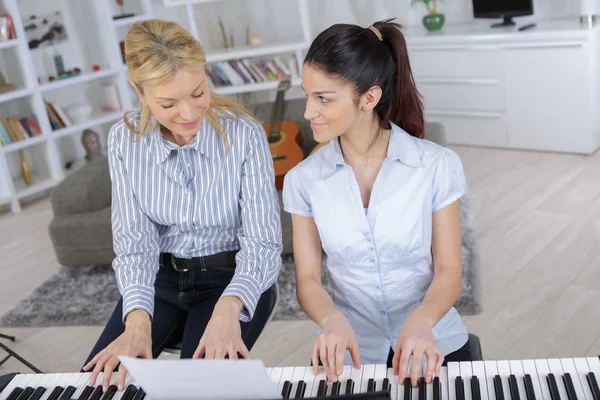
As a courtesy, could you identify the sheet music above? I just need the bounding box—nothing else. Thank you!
[119,356,282,400]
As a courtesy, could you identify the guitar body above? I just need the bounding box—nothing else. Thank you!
[264,79,305,190]
[263,120,304,189]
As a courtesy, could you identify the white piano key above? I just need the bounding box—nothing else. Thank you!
[586,358,600,395]
[561,358,587,400]
[360,364,376,393]
[509,360,529,400]
[460,361,474,400]
[441,366,450,400]
[497,360,513,400]
[289,366,306,398]
[374,364,388,392]
[112,373,136,400]
[33,374,56,400]
[448,362,461,400]
[573,358,594,400]
[413,361,423,400]
[548,358,569,400]
[472,361,490,400]
[39,373,66,400]
[269,366,283,387]
[350,366,364,394]
[522,360,544,400]
[427,368,434,400]
[301,366,317,398]
[534,359,553,400]
[388,368,400,400]
[277,367,295,396]
[484,360,499,400]
[310,366,327,397]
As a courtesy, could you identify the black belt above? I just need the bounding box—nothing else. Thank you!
[161,251,237,272]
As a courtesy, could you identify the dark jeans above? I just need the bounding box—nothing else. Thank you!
[83,251,275,368]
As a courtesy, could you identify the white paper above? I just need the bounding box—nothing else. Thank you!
[118,356,282,400]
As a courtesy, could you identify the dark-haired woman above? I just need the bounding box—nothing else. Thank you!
[282,20,471,387]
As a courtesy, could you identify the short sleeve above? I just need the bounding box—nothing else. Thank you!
[432,148,467,212]
[282,167,312,217]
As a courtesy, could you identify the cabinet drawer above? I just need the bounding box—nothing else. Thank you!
[424,112,508,147]
[417,80,505,112]
[409,47,502,79]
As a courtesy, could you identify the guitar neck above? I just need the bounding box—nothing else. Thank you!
[268,86,288,142]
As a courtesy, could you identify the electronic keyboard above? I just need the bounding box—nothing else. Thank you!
[1,356,599,400]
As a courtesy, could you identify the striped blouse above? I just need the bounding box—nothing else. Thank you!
[107,111,282,323]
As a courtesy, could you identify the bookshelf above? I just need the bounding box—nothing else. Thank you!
[0,0,313,213]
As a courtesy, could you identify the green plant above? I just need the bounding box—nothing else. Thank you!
[411,0,442,15]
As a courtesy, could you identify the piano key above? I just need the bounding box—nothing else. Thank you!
[278,368,294,397]
[472,361,489,400]
[289,367,307,399]
[471,376,482,400]
[331,381,341,396]
[572,358,595,400]
[419,377,426,400]
[522,361,543,400]
[39,376,64,400]
[456,377,466,400]
[484,361,499,400]
[523,375,536,400]
[459,361,474,400]
[28,387,47,400]
[534,359,554,400]
[309,368,326,397]
[440,366,450,400]
[434,377,441,400]
[563,374,579,400]
[412,362,423,400]
[367,379,375,393]
[336,366,353,396]
[374,364,388,392]
[1,374,34,400]
[118,385,138,400]
[299,367,316,397]
[404,378,412,400]
[387,368,399,400]
[281,381,292,399]
[269,367,283,387]
[493,376,504,400]
[345,379,355,396]
[131,388,145,400]
[316,380,327,397]
[586,358,600,400]
[448,362,460,400]
[509,375,521,400]
[360,364,376,393]
[383,378,390,392]
[78,385,95,400]
[548,359,570,400]
[547,373,562,400]
[509,360,529,400]
[561,359,587,400]
[56,386,76,400]
[88,385,104,400]
[6,388,23,400]
[587,374,600,400]
[294,381,306,399]
[15,387,35,400]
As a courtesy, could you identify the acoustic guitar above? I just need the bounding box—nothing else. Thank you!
[263,79,304,189]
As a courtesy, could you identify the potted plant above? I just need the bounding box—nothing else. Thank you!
[412,0,445,32]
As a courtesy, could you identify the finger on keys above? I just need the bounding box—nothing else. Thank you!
[91,353,110,386]
[410,349,423,387]
[397,344,413,384]
[349,338,361,369]
[425,349,436,383]
[336,343,345,376]
[327,342,337,381]
[312,341,320,375]
[103,358,119,392]
[117,365,128,392]
[319,342,330,380]
[434,352,443,378]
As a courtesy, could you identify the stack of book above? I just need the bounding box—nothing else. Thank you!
[206,55,299,88]
[45,102,73,131]
[0,114,41,146]
[0,13,16,41]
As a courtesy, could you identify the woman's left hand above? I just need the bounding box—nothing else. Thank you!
[392,314,443,387]
[193,297,251,360]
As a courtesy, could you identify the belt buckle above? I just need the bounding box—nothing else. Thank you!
[170,254,189,272]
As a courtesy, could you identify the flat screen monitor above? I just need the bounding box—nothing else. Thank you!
[473,0,534,27]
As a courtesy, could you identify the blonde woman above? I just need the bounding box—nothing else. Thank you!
[82,20,282,392]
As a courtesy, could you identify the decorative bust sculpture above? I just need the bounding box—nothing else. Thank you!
[81,129,103,162]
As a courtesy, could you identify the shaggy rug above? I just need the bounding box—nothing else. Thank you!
[0,196,482,328]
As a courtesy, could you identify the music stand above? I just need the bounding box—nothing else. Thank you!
[0,333,42,373]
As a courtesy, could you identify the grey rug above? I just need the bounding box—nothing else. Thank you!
[0,192,481,328]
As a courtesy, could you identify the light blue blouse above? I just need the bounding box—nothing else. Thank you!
[282,122,469,365]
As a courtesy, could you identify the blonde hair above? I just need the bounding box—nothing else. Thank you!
[122,19,258,149]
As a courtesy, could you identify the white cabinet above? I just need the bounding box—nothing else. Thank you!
[405,19,600,155]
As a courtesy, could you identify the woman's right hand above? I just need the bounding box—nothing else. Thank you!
[83,310,153,392]
[313,310,361,382]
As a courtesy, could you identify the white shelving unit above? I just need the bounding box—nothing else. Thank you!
[0,0,313,213]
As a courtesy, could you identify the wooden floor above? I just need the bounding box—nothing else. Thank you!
[1,144,600,375]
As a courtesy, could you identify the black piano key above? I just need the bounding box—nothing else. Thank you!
[6,387,24,400]
[509,374,521,400]
[88,386,104,400]
[404,378,412,400]
[100,385,118,400]
[317,380,327,397]
[382,378,390,392]
[281,381,292,399]
[587,372,600,400]
[494,375,505,400]
[456,377,466,400]
[28,387,46,400]
[120,385,138,400]
[46,386,64,400]
[419,377,426,400]
[367,378,375,392]
[345,379,355,395]
[546,373,561,400]
[15,387,35,400]
[294,380,306,399]
[78,386,95,400]
[433,377,441,400]
[524,374,537,400]
[131,388,146,400]
[57,386,77,400]
[471,375,482,400]
[563,373,578,400]
[331,381,341,396]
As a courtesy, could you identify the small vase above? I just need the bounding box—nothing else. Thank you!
[423,13,445,32]
[19,150,33,186]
